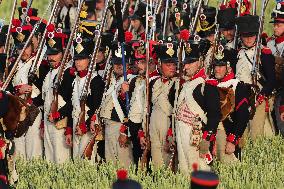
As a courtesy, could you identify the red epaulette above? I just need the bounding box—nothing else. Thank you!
[261,47,272,55]
[69,67,76,76]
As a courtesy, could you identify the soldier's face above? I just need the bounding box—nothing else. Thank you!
[113,64,124,77]
[123,18,130,31]
[0,46,4,53]
[47,52,63,67]
[222,29,235,41]
[214,65,227,80]
[18,44,33,61]
[130,19,141,32]
[32,36,39,52]
[160,62,176,78]
[274,23,284,37]
[75,58,90,71]
[96,51,105,64]
[241,35,257,48]
[136,60,147,75]
[184,61,201,77]
[206,34,215,43]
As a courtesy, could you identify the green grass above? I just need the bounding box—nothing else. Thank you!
[13,136,284,189]
[0,0,277,36]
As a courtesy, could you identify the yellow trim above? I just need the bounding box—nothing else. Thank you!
[196,19,216,32]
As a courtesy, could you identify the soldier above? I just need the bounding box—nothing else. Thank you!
[10,19,43,159]
[267,2,284,134]
[194,6,217,74]
[100,42,135,167]
[68,30,104,159]
[42,24,73,163]
[208,47,250,163]
[129,2,146,40]
[147,37,178,167]
[217,7,237,50]
[175,35,220,175]
[235,15,276,140]
[123,39,160,166]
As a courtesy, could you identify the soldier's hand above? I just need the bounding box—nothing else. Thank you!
[280,112,284,122]
[225,142,236,155]
[140,137,147,150]
[118,134,128,148]
[19,84,32,94]
[199,139,210,158]
[48,113,54,123]
[90,121,96,134]
[75,126,83,136]
[121,81,129,93]
[65,134,72,147]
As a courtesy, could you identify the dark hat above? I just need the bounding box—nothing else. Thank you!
[111,41,132,64]
[155,36,179,63]
[169,1,191,32]
[28,17,47,36]
[212,45,238,68]
[56,5,73,36]
[73,33,95,60]
[270,2,284,23]
[0,25,8,47]
[0,91,9,118]
[191,170,219,189]
[112,169,142,189]
[18,4,39,21]
[235,15,259,37]
[130,39,158,64]
[183,35,211,64]
[129,2,147,22]
[10,19,33,49]
[217,8,237,30]
[194,6,217,37]
[45,24,68,55]
[79,20,101,39]
[226,0,251,16]
[100,32,114,50]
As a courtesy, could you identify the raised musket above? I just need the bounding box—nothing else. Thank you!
[190,0,203,35]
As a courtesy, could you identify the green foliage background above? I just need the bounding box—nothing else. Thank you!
[14,136,284,189]
[0,0,277,36]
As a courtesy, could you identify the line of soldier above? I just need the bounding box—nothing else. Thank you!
[0,0,284,186]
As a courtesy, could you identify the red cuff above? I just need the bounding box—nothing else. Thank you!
[167,128,173,137]
[120,124,128,133]
[226,133,240,145]
[64,127,72,136]
[79,122,88,134]
[279,105,284,114]
[51,111,60,119]
[14,84,23,95]
[91,114,97,122]
[202,131,216,142]
[0,175,7,184]
[138,130,145,138]
[119,91,126,101]
[256,94,265,105]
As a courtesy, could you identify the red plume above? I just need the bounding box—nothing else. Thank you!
[21,0,28,8]
[117,169,128,180]
[12,19,21,27]
[46,24,55,32]
[180,29,190,41]
[219,4,227,10]
[27,8,33,16]
[124,31,133,43]
[192,163,198,171]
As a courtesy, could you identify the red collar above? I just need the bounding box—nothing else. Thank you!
[78,70,88,78]
[97,63,106,70]
[149,70,159,78]
[161,77,171,83]
[206,72,235,86]
[275,35,284,44]
[127,69,134,75]
[190,68,206,81]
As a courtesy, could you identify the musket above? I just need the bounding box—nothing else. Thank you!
[50,0,85,114]
[251,0,269,87]
[162,0,169,39]
[1,15,49,91]
[252,0,257,15]
[190,0,203,35]
[81,0,111,159]
[140,0,152,169]
[28,0,59,83]
[3,0,18,82]
[233,0,243,49]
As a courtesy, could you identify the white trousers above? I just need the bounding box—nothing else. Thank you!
[14,113,43,160]
[73,131,92,159]
[104,119,133,167]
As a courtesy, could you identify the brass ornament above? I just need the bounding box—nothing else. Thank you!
[48,38,56,48]
[75,43,84,54]
[166,43,175,57]
[16,32,25,42]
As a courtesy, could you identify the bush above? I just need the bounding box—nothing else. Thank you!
[14,136,284,189]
